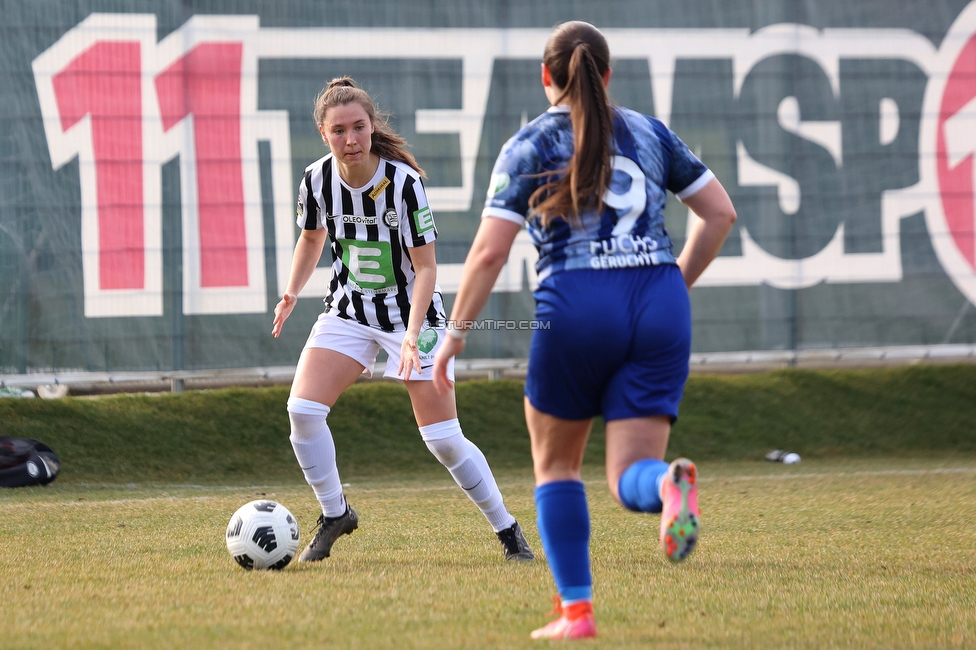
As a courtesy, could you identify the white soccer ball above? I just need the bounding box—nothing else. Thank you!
[782,452,801,464]
[225,500,301,570]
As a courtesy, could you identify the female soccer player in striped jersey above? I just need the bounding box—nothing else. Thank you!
[433,22,737,639]
[272,77,534,564]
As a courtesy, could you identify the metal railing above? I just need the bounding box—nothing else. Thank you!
[1,344,974,397]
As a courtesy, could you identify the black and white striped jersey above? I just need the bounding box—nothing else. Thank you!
[296,154,446,332]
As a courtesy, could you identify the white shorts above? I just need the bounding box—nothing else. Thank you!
[304,312,455,382]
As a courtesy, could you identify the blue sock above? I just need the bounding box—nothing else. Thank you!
[535,480,592,603]
[618,458,670,513]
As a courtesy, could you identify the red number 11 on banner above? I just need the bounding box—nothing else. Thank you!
[33,14,273,317]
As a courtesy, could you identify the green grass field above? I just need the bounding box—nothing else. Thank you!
[2,367,976,647]
[2,459,975,648]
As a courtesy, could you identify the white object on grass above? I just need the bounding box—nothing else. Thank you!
[226,500,300,570]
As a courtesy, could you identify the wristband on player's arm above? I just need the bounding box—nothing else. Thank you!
[446,321,469,341]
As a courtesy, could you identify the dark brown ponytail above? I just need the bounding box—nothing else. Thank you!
[313,76,424,176]
[529,22,614,227]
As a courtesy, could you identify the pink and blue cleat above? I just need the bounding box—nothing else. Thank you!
[659,458,700,562]
[530,597,597,640]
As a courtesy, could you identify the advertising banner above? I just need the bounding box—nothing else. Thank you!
[2,0,975,374]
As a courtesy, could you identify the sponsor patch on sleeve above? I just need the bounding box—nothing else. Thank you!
[413,206,434,234]
[487,172,510,196]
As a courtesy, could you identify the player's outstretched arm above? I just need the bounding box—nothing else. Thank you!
[272,228,328,338]
[399,241,438,380]
[432,217,522,394]
[676,178,737,289]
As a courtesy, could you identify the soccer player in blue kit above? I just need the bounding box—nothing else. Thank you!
[432,21,737,640]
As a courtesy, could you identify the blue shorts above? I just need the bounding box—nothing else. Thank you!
[525,264,691,422]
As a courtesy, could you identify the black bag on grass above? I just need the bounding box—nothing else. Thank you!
[0,437,60,487]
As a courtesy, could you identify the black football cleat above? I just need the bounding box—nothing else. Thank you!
[496,521,535,562]
[298,505,359,562]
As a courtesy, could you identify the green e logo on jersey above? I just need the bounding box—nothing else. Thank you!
[413,207,434,234]
[341,241,396,290]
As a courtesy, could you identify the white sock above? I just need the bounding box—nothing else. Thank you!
[288,397,346,517]
[420,418,516,533]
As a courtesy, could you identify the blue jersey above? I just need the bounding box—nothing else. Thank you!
[483,105,713,281]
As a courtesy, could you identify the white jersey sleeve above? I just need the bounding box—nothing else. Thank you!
[399,175,437,247]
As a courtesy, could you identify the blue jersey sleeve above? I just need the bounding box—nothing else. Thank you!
[665,130,713,199]
[482,132,545,224]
